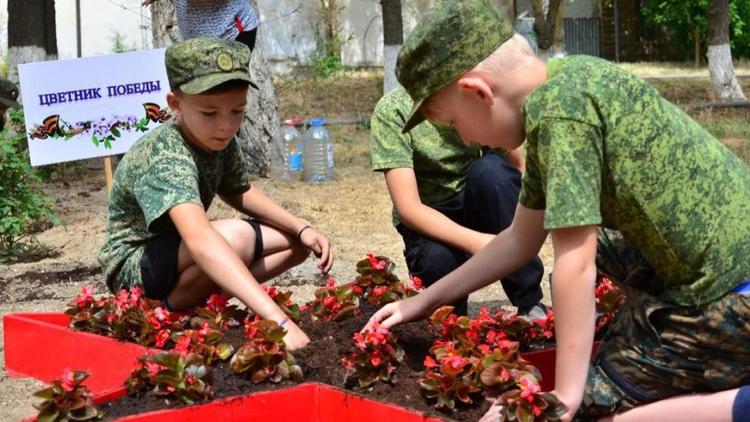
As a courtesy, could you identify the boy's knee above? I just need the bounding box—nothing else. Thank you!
[470,152,503,182]
[409,243,463,285]
[466,153,521,205]
[213,219,256,262]
[473,152,519,181]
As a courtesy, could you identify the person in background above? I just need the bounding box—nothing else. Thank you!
[143,0,260,51]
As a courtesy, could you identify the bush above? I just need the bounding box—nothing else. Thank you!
[0,109,59,261]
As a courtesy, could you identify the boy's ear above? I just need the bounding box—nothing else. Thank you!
[456,74,494,107]
[166,91,181,114]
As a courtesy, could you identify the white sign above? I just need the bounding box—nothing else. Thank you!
[18,49,171,166]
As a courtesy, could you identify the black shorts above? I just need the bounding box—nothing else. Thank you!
[140,219,264,300]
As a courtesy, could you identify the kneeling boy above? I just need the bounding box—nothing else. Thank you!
[99,38,333,350]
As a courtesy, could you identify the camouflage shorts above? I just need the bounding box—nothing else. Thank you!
[576,229,750,419]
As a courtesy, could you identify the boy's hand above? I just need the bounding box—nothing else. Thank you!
[299,227,334,274]
[282,320,310,351]
[549,390,577,422]
[363,295,430,331]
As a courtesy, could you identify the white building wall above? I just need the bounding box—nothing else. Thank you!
[515,0,595,19]
[256,0,435,70]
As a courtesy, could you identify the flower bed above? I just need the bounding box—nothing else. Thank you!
[8,305,581,421]
[9,255,621,421]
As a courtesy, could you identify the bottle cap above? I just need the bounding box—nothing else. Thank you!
[309,118,327,127]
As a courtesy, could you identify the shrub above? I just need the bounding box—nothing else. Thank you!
[0,109,59,261]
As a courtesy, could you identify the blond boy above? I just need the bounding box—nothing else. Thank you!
[366,1,750,420]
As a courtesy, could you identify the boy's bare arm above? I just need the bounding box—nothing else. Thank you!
[365,204,546,330]
[169,203,310,349]
[169,203,290,320]
[384,168,493,254]
[222,187,307,235]
[549,225,598,419]
[221,187,333,273]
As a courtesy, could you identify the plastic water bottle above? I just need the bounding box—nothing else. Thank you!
[269,118,303,181]
[302,118,335,183]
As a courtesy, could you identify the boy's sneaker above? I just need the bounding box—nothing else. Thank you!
[517,303,548,320]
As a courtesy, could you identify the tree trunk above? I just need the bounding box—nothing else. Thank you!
[8,0,58,82]
[530,0,565,59]
[381,0,403,94]
[149,0,277,176]
[707,0,746,101]
[44,0,58,60]
[237,43,278,177]
[150,0,180,48]
[693,27,700,67]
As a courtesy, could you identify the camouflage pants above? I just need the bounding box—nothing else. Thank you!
[577,229,750,420]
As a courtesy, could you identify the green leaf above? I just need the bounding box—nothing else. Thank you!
[37,406,60,422]
[110,127,121,138]
[91,135,99,147]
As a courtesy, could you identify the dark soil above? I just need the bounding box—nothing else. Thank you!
[14,266,102,286]
[0,264,104,302]
[100,304,491,421]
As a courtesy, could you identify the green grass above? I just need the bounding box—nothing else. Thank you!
[702,119,750,140]
[619,60,750,78]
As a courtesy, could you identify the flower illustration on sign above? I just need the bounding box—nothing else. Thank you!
[28,103,172,149]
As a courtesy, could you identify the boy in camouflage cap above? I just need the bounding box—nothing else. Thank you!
[98,38,334,350]
[366,0,750,420]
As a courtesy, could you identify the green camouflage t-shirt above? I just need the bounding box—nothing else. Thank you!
[371,87,481,225]
[98,123,252,292]
[520,55,750,306]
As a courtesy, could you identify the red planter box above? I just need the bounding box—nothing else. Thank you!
[22,383,444,422]
[6,312,588,420]
[3,313,153,394]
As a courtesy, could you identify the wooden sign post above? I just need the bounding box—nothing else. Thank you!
[104,156,114,192]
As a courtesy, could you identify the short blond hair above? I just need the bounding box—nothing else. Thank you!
[472,33,536,76]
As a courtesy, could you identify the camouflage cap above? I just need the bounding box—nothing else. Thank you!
[396,0,513,133]
[165,37,258,94]
[0,77,21,109]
